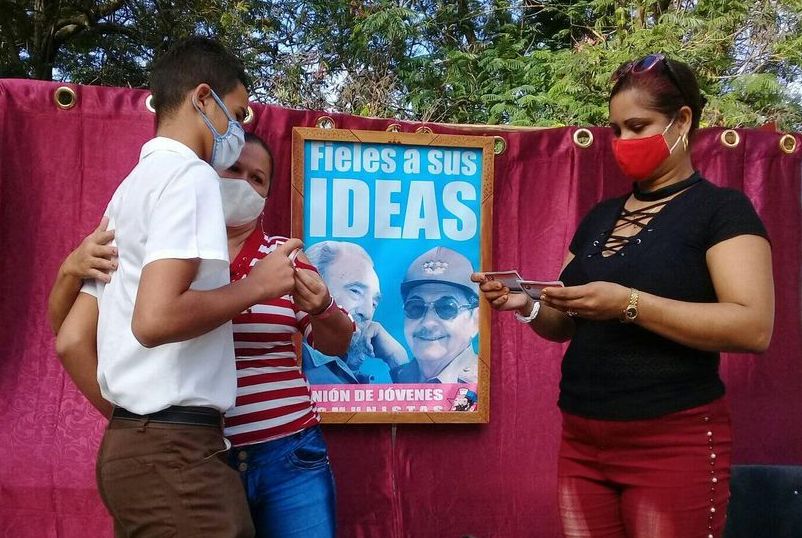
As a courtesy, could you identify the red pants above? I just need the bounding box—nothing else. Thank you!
[558,398,731,538]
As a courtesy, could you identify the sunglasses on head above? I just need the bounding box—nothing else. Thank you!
[611,53,691,105]
[403,297,475,320]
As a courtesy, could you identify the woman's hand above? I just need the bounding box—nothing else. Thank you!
[471,271,577,342]
[540,281,630,321]
[49,216,116,334]
[292,252,331,315]
[293,251,355,357]
[471,272,533,313]
[62,216,117,283]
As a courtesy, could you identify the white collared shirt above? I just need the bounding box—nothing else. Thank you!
[83,137,235,414]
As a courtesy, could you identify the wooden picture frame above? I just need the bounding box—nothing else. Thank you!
[292,127,494,423]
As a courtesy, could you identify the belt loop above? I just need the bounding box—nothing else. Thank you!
[137,417,150,432]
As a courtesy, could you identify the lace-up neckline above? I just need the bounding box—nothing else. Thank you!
[602,199,668,256]
[599,175,701,257]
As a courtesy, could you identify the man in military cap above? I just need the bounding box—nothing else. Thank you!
[393,247,480,384]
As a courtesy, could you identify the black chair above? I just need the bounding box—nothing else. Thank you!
[725,465,802,538]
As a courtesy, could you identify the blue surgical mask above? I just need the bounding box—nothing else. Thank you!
[193,89,245,170]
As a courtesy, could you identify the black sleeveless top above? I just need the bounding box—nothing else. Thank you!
[559,176,768,420]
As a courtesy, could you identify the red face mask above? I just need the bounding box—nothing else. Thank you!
[611,118,682,180]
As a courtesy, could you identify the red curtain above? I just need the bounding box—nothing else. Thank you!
[1,79,799,538]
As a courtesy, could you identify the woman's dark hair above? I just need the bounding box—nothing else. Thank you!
[149,37,250,123]
[244,132,273,195]
[244,132,273,166]
[610,56,707,134]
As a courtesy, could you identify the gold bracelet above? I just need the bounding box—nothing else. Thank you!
[621,288,639,323]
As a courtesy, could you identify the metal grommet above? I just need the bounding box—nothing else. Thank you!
[493,136,507,155]
[386,123,402,133]
[243,106,254,125]
[315,115,335,129]
[572,128,594,148]
[415,125,433,134]
[720,129,740,148]
[144,94,156,114]
[54,86,77,110]
[779,134,797,154]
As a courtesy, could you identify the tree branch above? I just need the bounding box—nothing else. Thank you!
[53,0,127,43]
[93,0,126,20]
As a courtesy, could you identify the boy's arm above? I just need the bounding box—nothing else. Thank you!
[132,239,303,348]
[48,217,116,333]
[55,291,113,418]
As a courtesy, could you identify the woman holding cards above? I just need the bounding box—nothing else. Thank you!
[473,54,773,538]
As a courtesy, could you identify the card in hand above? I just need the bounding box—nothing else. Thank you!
[483,271,524,293]
[288,248,302,265]
[519,280,564,300]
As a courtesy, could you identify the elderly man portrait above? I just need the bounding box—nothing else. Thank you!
[302,241,408,384]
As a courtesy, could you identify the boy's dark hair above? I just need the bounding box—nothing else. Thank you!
[149,37,250,123]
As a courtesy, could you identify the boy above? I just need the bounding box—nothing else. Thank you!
[54,37,299,537]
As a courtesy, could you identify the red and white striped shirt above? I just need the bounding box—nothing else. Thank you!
[223,230,321,447]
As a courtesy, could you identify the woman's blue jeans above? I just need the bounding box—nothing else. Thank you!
[228,426,336,538]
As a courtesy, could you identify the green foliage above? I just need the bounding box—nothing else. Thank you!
[392,0,802,129]
[1,0,801,129]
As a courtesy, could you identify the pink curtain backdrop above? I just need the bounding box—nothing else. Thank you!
[1,79,799,537]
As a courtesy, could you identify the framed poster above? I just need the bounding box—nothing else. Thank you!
[291,128,494,423]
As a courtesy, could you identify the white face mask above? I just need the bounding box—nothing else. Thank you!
[193,89,245,171]
[219,177,266,226]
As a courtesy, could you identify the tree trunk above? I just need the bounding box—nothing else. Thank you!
[456,0,477,45]
[32,0,56,80]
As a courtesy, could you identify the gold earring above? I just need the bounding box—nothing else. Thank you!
[682,133,689,151]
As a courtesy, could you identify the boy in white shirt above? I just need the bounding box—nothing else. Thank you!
[53,37,299,537]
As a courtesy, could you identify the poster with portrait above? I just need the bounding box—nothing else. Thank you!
[291,127,494,423]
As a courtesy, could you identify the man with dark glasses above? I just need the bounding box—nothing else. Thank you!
[393,247,480,384]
